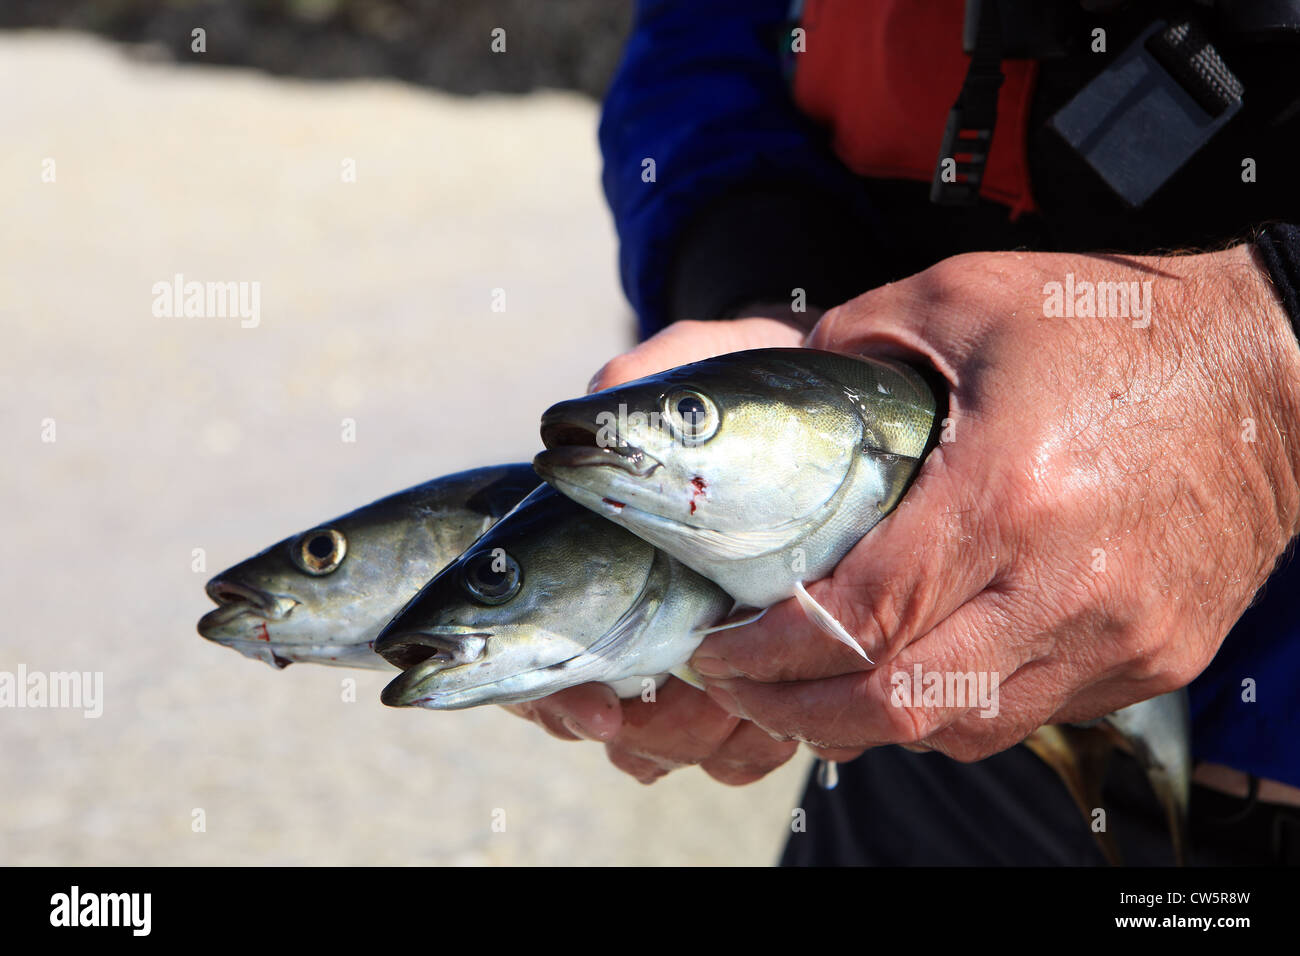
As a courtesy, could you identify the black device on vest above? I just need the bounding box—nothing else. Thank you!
[931,0,1300,208]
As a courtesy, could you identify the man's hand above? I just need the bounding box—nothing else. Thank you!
[693,246,1300,763]
[505,314,807,784]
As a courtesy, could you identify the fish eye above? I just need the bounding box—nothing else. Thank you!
[663,389,719,443]
[461,549,522,605]
[291,528,347,576]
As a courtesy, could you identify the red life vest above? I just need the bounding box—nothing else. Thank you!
[792,0,1039,216]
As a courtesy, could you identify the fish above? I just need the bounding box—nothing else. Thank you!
[1025,690,1191,865]
[372,486,737,709]
[532,347,1192,860]
[1103,689,1192,860]
[197,464,540,670]
[533,348,937,657]
[531,348,935,788]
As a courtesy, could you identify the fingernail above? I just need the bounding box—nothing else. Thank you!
[691,655,737,679]
[706,684,744,718]
[561,717,598,741]
[586,366,608,394]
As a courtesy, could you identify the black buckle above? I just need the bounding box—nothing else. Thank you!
[930,106,997,205]
[931,0,1004,206]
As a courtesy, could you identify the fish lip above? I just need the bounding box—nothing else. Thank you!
[537,413,660,478]
[200,577,298,632]
[198,602,254,634]
[377,629,494,707]
[534,445,660,479]
[206,578,276,613]
[373,628,491,671]
[201,636,393,671]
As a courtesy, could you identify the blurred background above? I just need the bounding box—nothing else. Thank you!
[0,1,810,865]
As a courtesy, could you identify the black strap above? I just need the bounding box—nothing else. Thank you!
[1218,0,1300,37]
[1256,223,1300,333]
[1146,20,1244,117]
[1205,774,1261,826]
[930,0,1004,206]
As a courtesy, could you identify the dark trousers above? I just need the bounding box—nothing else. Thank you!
[780,744,1300,866]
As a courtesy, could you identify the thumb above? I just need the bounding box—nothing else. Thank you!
[588,317,807,393]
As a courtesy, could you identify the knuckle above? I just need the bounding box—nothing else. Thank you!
[932,732,994,763]
[710,738,799,786]
[810,746,866,763]
[1111,609,1180,682]
[677,716,738,756]
[604,745,667,783]
[857,588,912,663]
[703,765,768,787]
[701,751,788,787]
[879,693,937,746]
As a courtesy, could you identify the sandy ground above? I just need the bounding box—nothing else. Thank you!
[0,32,811,865]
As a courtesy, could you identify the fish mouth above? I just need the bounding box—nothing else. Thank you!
[198,576,300,666]
[202,578,297,621]
[536,413,660,479]
[374,627,491,704]
[378,625,591,710]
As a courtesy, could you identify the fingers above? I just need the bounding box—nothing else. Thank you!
[604,747,672,785]
[510,679,798,786]
[699,719,800,786]
[703,591,1047,751]
[1045,671,1183,726]
[691,446,997,683]
[808,255,1006,380]
[924,660,1076,762]
[503,682,622,742]
[602,677,740,781]
[588,317,806,392]
[607,683,798,787]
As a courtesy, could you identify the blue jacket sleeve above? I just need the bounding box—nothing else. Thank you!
[599,0,883,337]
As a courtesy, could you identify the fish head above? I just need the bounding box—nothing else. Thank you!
[197,465,539,670]
[374,487,657,708]
[534,348,933,561]
[199,515,408,670]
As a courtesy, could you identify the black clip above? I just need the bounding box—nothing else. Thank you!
[931,0,1005,206]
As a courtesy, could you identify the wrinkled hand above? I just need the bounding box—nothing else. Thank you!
[694,247,1300,762]
[506,315,807,784]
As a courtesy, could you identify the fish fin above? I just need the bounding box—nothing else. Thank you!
[1099,693,1191,867]
[678,610,768,690]
[1024,725,1122,866]
[816,759,840,790]
[607,674,665,698]
[1141,768,1189,867]
[793,581,872,664]
[670,664,707,692]
[580,552,671,663]
[693,607,768,636]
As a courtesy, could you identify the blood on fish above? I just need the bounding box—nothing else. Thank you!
[255,621,270,642]
[602,497,626,512]
[689,476,706,515]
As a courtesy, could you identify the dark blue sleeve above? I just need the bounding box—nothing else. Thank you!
[1256,223,1300,330]
[599,0,881,337]
[1186,223,1300,785]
